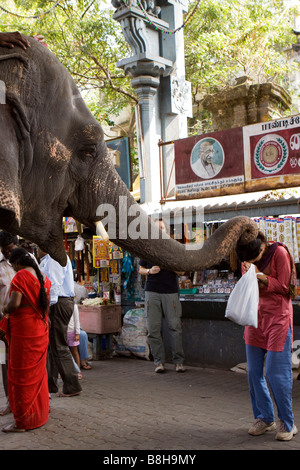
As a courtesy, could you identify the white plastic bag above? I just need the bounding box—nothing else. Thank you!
[225,264,259,327]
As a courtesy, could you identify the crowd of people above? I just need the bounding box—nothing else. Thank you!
[0,231,92,433]
[0,223,298,441]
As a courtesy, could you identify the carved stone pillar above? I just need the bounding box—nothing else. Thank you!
[112,0,192,202]
[113,3,172,202]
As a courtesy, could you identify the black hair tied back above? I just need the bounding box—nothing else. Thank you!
[9,248,48,318]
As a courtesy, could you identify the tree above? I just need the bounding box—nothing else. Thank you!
[0,0,137,128]
[184,0,298,133]
[0,0,298,136]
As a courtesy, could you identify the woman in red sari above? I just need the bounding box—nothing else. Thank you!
[0,247,51,432]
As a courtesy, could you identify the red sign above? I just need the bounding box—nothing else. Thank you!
[175,127,244,199]
[243,116,300,192]
[174,114,300,200]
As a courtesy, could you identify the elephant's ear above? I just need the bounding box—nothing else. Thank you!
[0,51,34,230]
[0,103,24,229]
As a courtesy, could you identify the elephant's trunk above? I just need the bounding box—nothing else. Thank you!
[95,175,258,272]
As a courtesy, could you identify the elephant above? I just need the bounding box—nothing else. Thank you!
[0,35,258,269]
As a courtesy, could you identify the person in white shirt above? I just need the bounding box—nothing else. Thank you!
[38,248,82,397]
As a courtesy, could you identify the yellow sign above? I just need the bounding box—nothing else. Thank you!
[92,236,110,268]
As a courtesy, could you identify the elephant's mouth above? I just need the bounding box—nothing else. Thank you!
[0,207,19,230]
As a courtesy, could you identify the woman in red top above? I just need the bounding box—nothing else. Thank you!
[236,231,297,441]
[0,248,51,432]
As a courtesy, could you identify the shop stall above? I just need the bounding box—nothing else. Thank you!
[62,217,144,359]
[153,195,300,369]
[61,195,300,369]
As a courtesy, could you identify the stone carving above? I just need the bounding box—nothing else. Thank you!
[171,76,192,116]
[122,17,150,55]
[111,0,161,17]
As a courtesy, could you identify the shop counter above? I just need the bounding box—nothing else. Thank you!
[180,294,300,325]
[160,295,300,369]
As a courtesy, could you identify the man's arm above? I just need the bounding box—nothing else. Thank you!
[139,265,161,275]
[0,32,30,49]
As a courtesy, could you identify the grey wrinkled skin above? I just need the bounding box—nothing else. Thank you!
[0,36,258,269]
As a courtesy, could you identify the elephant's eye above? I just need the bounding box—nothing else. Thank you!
[80,146,97,159]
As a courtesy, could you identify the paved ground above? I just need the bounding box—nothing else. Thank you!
[1,356,300,456]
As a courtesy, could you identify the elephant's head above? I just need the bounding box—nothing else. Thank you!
[0,37,258,268]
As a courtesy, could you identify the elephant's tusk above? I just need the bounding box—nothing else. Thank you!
[95,221,109,241]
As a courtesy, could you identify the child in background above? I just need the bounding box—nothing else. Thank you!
[67,304,82,379]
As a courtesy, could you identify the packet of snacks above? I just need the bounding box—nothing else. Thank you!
[292,217,299,263]
[259,217,267,236]
[283,217,293,254]
[272,218,278,242]
[277,218,285,244]
[296,218,300,260]
[266,218,273,241]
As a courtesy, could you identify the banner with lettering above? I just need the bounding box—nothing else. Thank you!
[243,115,300,192]
[174,128,244,199]
[174,114,300,200]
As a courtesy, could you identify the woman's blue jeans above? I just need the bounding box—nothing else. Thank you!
[246,327,294,432]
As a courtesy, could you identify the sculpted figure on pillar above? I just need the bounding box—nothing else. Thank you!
[111,0,161,17]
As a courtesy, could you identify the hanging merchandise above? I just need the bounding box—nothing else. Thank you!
[121,251,136,300]
[109,259,121,281]
[63,217,78,233]
[100,268,110,299]
[74,234,84,251]
[254,216,300,263]
[109,242,123,260]
[122,252,134,289]
[85,245,90,283]
[93,236,110,268]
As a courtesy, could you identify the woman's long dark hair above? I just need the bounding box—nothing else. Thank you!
[236,231,267,262]
[9,247,48,319]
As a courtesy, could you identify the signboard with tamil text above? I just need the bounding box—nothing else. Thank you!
[243,115,300,192]
[175,127,245,199]
[174,114,300,200]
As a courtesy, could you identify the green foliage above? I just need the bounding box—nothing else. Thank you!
[0,0,136,120]
[184,0,298,134]
[185,0,296,93]
[0,0,298,138]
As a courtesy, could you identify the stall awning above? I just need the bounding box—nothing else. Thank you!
[140,189,300,223]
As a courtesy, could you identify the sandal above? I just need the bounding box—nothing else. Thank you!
[2,423,26,433]
[56,391,81,398]
[0,404,11,416]
[81,363,91,370]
